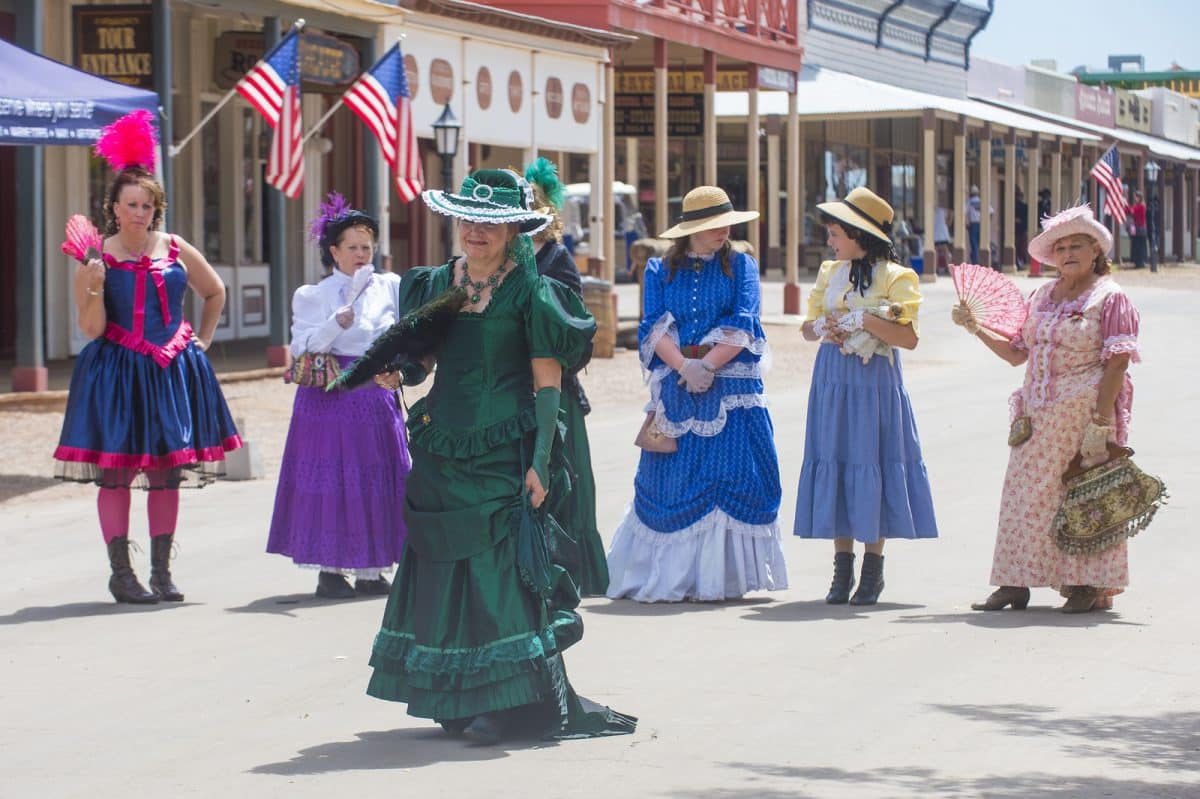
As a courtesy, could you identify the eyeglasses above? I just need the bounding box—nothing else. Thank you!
[459,220,507,233]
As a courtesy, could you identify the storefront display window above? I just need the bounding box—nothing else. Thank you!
[242,108,262,263]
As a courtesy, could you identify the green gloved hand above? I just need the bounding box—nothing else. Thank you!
[531,386,561,490]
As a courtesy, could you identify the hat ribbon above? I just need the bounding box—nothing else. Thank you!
[842,197,892,235]
[458,177,523,208]
[679,201,733,223]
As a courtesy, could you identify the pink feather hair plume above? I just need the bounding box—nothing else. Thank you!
[61,214,104,263]
[94,109,159,172]
[308,191,353,241]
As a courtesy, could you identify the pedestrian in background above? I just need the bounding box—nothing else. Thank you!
[966,184,983,263]
[1129,191,1148,269]
[933,204,953,275]
[54,111,241,604]
[265,194,410,600]
[1015,188,1029,269]
[954,205,1142,613]
[794,187,939,605]
[606,185,787,603]
[524,157,609,596]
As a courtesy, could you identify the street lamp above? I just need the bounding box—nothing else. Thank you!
[432,103,462,260]
[1144,160,1161,273]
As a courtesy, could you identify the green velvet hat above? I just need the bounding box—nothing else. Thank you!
[422,168,551,234]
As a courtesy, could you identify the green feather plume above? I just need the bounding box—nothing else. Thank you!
[524,157,564,210]
[326,286,468,392]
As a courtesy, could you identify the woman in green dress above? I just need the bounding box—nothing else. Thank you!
[361,169,635,744]
[523,157,609,596]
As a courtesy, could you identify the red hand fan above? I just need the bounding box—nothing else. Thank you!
[950,263,1028,339]
[61,214,103,263]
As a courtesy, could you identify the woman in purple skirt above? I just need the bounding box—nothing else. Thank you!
[267,194,410,599]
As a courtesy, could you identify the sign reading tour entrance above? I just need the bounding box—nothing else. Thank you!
[73,5,155,90]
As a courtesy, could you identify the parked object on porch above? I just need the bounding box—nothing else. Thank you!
[60,214,104,264]
[52,111,242,604]
[950,263,1028,339]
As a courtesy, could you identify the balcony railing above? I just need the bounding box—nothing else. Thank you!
[618,0,799,47]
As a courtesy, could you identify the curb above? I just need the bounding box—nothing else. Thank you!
[0,366,286,411]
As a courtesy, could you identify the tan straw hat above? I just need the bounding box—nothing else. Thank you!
[1027,204,1113,266]
[817,186,894,245]
[657,186,759,239]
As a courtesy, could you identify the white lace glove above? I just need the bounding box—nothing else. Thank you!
[812,316,831,339]
[349,264,375,298]
[676,358,715,393]
[1079,420,1113,467]
[951,302,981,335]
[334,305,355,329]
[836,309,866,333]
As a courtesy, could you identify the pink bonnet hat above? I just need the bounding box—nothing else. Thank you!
[1027,204,1113,266]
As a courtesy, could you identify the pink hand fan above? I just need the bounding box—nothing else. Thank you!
[950,263,1028,339]
[61,214,104,263]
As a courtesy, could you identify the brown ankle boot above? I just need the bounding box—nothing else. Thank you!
[971,586,1030,611]
[107,537,157,604]
[149,534,184,602]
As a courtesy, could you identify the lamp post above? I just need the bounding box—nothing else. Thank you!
[432,103,462,260]
[1144,160,1161,274]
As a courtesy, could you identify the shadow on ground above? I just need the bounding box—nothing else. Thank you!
[224,592,387,617]
[739,599,925,622]
[0,600,196,625]
[891,606,1146,629]
[250,727,551,774]
[584,596,775,617]
[0,474,63,503]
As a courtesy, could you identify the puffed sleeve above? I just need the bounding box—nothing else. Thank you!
[289,283,343,358]
[1101,290,1141,363]
[637,257,677,371]
[884,263,922,337]
[698,251,767,359]
[396,266,445,316]
[804,261,835,323]
[526,275,597,370]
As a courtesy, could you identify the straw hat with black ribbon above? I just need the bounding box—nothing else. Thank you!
[658,186,759,239]
[816,186,895,245]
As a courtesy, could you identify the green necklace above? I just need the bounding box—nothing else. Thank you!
[458,259,508,304]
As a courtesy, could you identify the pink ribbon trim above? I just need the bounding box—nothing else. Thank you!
[103,237,180,329]
[104,320,194,368]
[54,435,243,471]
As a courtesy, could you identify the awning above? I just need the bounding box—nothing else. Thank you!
[0,38,158,147]
[971,95,1200,164]
[715,64,1100,142]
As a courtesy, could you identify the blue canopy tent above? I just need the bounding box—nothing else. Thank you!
[1,36,159,390]
[0,38,158,145]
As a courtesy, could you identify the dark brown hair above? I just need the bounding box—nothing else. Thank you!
[664,238,733,283]
[103,168,166,235]
[818,211,899,295]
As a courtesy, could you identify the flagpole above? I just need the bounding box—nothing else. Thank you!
[167,18,306,159]
[301,99,343,145]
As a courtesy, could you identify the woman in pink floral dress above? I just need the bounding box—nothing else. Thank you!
[952,205,1140,614]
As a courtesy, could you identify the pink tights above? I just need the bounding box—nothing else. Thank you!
[97,469,180,543]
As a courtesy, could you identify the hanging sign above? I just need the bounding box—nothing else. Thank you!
[213,31,359,93]
[615,93,704,137]
[73,5,155,91]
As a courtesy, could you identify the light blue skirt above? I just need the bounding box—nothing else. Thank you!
[793,344,938,543]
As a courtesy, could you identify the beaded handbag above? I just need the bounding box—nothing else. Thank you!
[1053,444,1167,555]
[283,352,340,388]
[634,412,677,453]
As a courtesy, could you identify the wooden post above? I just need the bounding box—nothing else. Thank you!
[1002,129,1016,273]
[784,91,801,314]
[953,116,966,264]
[703,50,717,186]
[747,72,760,260]
[654,39,668,238]
[920,109,936,282]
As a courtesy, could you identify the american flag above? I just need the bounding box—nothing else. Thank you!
[236,28,305,199]
[1090,144,1129,225]
[342,43,423,202]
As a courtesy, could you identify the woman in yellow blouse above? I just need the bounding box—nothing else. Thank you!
[793,187,939,605]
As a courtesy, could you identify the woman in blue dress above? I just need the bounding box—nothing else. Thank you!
[54,112,241,604]
[793,187,938,605]
[606,186,787,602]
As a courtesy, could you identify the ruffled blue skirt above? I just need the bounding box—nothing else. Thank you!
[793,344,938,543]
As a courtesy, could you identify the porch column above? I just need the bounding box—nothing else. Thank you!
[703,50,717,185]
[625,137,638,189]
[797,118,807,273]
[1001,129,1016,273]
[264,16,289,367]
[746,72,760,259]
[601,58,616,283]
[766,116,781,271]
[12,0,46,391]
[784,91,801,314]
[953,116,966,263]
[1071,142,1083,206]
[920,109,936,282]
[979,123,993,268]
[153,0,173,230]
[1027,134,1041,275]
[654,39,668,237]
[360,35,381,230]
[1050,139,1063,214]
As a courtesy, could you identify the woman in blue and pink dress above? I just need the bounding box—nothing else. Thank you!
[54,115,241,604]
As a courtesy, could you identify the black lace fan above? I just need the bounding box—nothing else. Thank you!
[326,286,467,392]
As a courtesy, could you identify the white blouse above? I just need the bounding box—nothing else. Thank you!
[288,268,402,358]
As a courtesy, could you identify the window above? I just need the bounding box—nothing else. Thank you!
[241,108,262,263]
[200,100,221,259]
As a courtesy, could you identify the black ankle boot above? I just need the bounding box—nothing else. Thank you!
[826,552,856,604]
[849,553,885,606]
[462,712,507,745]
[107,537,157,604]
[149,534,184,602]
[316,571,356,599]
